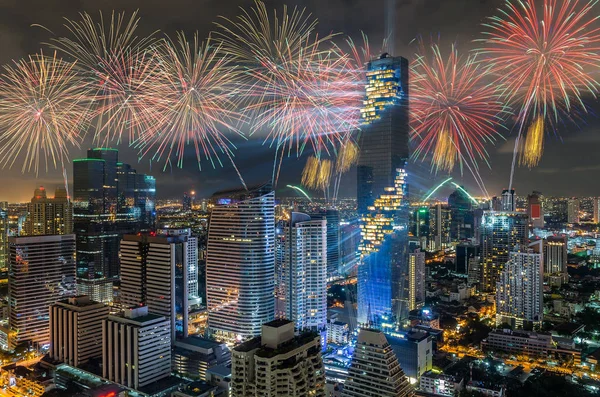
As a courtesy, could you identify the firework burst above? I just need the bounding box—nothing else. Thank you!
[136,33,246,184]
[302,156,332,192]
[42,10,158,144]
[480,0,600,176]
[411,40,507,181]
[0,53,92,174]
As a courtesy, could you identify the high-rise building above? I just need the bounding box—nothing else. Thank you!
[480,211,528,292]
[501,189,515,212]
[543,235,568,286]
[182,192,193,212]
[342,328,413,397]
[7,234,76,349]
[120,228,199,340]
[357,54,409,214]
[593,197,600,224]
[280,212,327,333]
[73,148,156,304]
[102,306,171,390]
[429,204,451,251]
[0,202,8,272]
[407,249,425,311]
[455,243,480,275]
[313,210,340,278]
[448,187,474,241]
[25,186,73,236]
[206,183,275,344]
[568,198,580,224]
[49,295,109,367]
[358,168,408,325]
[527,191,544,229]
[412,206,429,250]
[496,241,543,329]
[231,319,325,397]
[388,329,433,383]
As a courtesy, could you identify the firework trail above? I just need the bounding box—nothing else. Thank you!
[41,10,158,145]
[0,53,92,174]
[136,33,248,188]
[480,0,600,188]
[216,1,359,184]
[411,39,507,197]
[302,156,333,198]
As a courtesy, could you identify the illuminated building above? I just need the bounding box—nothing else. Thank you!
[0,202,8,272]
[102,306,171,390]
[407,249,425,311]
[8,234,76,349]
[429,204,451,251]
[496,241,543,329]
[357,54,409,214]
[568,197,580,224]
[49,296,109,367]
[182,192,193,211]
[206,184,275,344]
[543,235,568,286]
[419,371,464,396]
[594,197,600,223]
[231,319,325,397]
[25,186,73,236]
[527,191,544,229]
[342,328,412,397]
[480,211,528,292]
[501,189,515,211]
[358,168,408,325]
[388,329,433,384]
[120,228,198,341]
[172,337,231,381]
[312,209,341,278]
[73,148,156,304]
[280,212,327,333]
[412,206,429,250]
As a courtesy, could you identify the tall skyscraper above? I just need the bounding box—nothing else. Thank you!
[25,186,73,236]
[182,192,193,212]
[501,189,516,211]
[527,191,544,229]
[342,328,413,397]
[357,54,409,214]
[313,209,341,278]
[358,168,408,325]
[593,197,600,224]
[496,241,543,329]
[231,319,326,397]
[448,187,474,241]
[455,243,480,275]
[429,204,451,251]
[120,228,198,340]
[568,198,580,224]
[0,202,8,273]
[407,249,425,311]
[7,234,76,349]
[102,306,171,390]
[206,183,275,344]
[480,211,528,292]
[543,235,568,286]
[73,148,156,303]
[49,296,109,367]
[280,212,327,333]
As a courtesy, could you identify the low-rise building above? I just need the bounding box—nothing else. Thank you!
[327,320,350,345]
[419,371,463,396]
[172,336,230,381]
[466,381,505,397]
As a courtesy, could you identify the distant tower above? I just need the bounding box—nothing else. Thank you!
[501,189,515,211]
[527,191,544,229]
[568,198,580,224]
[25,186,73,236]
[342,328,413,397]
[206,183,275,344]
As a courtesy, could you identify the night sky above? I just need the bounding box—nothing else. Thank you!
[0,0,599,202]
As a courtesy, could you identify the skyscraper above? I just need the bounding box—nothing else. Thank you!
[357,54,409,214]
[429,204,451,251]
[25,186,73,236]
[496,241,543,329]
[231,319,326,397]
[313,209,341,278]
[480,211,528,292]
[407,249,425,311]
[342,328,413,397]
[120,228,198,340]
[594,197,600,224]
[501,189,516,212]
[543,235,568,286]
[280,212,327,333]
[448,187,474,241]
[527,191,544,229]
[358,168,408,325]
[0,202,8,273]
[7,234,76,349]
[206,183,275,344]
[73,148,156,303]
[568,198,580,224]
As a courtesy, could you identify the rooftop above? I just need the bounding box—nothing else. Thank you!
[264,319,293,328]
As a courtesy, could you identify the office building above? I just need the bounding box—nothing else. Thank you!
[501,189,515,212]
[25,186,73,236]
[280,212,327,332]
[568,197,580,224]
[120,228,199,340]
[496,242,543,329]
[312,209,340,278]
[73,149,156,303]
[182,192,194,212]
[231,319,325,397]
[448,187,474,241]
[455,243,479,275]
[0,202,8,272]
[8,234,76,348]
[172,336,231,381]
[429,204,451,251]
[543,236,568,284]
[407,249,425,311]
[388,329,433,383]
[412,207,429,250]
[594,197,600,224]
[527,191,544,229]
[206,184,275,344]
[357,54,409,214]
[342,328,413,397]
[480,211,528,292]
[419,371,464,396]
[102,306,171,390]
[49,296,109,367]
